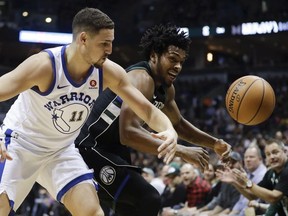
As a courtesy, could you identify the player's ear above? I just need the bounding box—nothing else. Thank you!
[150,51,157,63]
[79,32,87,44]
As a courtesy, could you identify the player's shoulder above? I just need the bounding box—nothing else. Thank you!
[28,51,50,61]
[22,52,51,73]
[35,52,53,71]
[126,62,154,82]
[128,69,154,89]
[103,59,125,71]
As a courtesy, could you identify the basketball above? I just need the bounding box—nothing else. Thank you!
[225,75,275,125]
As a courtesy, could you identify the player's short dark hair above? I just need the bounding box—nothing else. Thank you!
[139,23,191,60]
[72,7,114,39]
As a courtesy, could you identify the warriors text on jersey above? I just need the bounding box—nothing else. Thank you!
[3,45,103,149]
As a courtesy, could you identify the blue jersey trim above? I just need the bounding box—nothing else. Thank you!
[4,128,13,136]
[61,46,94,88]
[0,128,14,181]
[4,134,12,148]
[56,172,94,202]
[0,159,6,182]
[98,67,103,93]
[114,174,130,202]
[116,96,123,104]
[8,208,15,216]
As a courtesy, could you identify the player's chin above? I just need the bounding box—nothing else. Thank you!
[165,80,174,87]
[93,58,107,68]
[93,61,104,68]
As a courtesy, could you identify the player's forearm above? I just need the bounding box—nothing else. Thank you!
[120,124,164,155]
[147,108,175,132]
[175,144,193,158]
[175,144,185,157]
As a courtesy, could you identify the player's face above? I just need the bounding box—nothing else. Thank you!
[156,45,187,87]
[83,29,114,68]
[265,143,287,172]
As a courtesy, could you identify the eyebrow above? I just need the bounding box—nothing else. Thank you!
[167,51,180,56]
[167,51,187,60]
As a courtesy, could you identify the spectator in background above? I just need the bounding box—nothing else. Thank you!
[181,163,211,208]
[159,164,171,188]
[162,163,211,216]
[160,165,186,212]
[173,162,222,216]
[142,167,166,195]
[275,130,287,145]
[202,163,222,207]
[217,145,267,216]
[193,151,242,216]
[219,139,288,216]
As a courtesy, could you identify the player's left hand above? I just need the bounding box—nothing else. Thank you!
[213,139,232,164]
[151,128,178,164]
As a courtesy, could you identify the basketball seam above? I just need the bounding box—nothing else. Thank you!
[245,79,265,125]
[236,78,260,122]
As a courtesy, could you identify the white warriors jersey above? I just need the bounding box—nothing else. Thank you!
[3,45,103,150]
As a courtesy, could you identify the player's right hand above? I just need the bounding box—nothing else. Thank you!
[179,146,209,172]
[0,137,13,162]
[214,139,232,163]
[151,128,178,164]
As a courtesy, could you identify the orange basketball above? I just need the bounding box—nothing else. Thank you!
[225,75,276,125]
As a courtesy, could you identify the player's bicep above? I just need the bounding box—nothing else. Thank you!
[162,86,181,125]
[119,71,155,134]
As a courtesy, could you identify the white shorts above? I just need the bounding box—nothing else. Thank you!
[0,130,95,211]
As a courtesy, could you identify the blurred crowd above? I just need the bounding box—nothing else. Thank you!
[140,137,287,216]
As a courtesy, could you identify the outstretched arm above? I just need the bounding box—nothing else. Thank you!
[162,86,231,160]
[104,61,178,163]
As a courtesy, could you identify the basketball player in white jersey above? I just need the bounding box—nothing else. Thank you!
[0,8,178,216]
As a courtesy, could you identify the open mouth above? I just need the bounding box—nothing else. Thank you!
[168,72,177,80]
